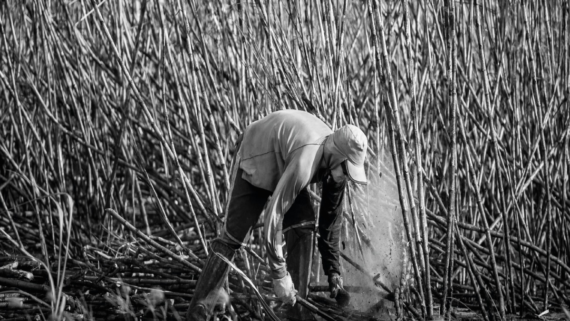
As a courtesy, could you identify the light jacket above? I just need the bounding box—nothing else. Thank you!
[238,110,332,277]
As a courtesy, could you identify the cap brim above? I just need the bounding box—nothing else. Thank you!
[345,161,367,185]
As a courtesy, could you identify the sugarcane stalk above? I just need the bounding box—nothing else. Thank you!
[411,21,434,321]
[541,131,553,311]
[296,296,339,321]
[308,284,386,294]
[562,3,570,293]
[401,3,430,317]
[440,0,457,316]
[368,1,425,314]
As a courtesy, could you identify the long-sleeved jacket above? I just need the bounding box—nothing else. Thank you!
[238,110,332,277]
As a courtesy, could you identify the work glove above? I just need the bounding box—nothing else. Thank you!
[328,272,350,307]
[272,272,297,306]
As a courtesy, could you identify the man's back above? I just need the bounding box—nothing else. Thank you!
[239,110,331,191]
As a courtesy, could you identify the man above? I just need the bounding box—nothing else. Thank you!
[187,110,368,321]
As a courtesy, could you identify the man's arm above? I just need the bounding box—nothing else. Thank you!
[318,172,351,306]
[263,161,313,279]
[318,173,347,275]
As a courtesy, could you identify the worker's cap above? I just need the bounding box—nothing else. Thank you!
[331,125,368,185]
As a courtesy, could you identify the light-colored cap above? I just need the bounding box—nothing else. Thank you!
[331,125,368,185]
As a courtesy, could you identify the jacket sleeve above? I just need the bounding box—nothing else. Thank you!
[318,173,346,275]
[263,155,316,279]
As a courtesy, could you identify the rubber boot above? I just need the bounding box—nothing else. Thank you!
[187,239,236,321]
[285,228,315,320]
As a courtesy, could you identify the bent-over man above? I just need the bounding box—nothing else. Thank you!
[187,110,368,321]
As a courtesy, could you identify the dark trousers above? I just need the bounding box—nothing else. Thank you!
[221,168,315,247]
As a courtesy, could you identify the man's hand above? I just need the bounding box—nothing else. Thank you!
[272,272,297,305]
[328,272,350,307]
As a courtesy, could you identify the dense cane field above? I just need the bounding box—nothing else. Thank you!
[1,0,569,320]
